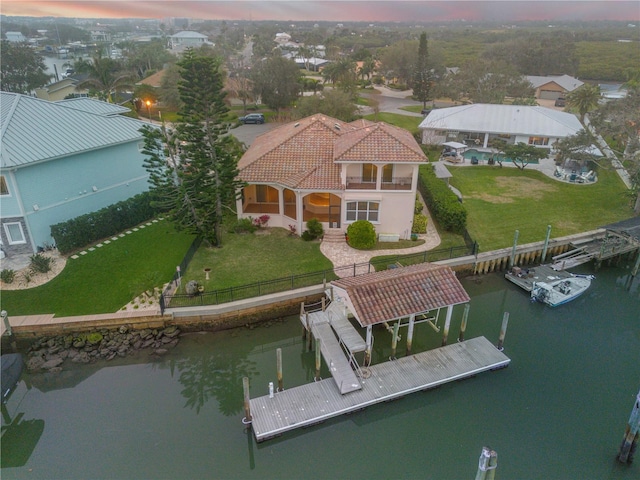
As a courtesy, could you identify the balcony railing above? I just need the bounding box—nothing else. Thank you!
[346,176,412,190]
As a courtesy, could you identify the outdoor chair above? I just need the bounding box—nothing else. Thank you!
[471,156,479,165]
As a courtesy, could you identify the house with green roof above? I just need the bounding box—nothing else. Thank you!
[0,93,150,259]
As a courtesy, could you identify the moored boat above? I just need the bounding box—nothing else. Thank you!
[531,274,594,307]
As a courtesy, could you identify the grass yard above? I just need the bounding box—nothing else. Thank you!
[448,166,633,251]
[180,227,334,291]
[363,112,423,136]
[0,220,195,317]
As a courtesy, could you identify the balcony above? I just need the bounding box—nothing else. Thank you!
[346,176,412,191]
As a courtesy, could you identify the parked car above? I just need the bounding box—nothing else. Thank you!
[554,97,566,107]
[239,113,265,124]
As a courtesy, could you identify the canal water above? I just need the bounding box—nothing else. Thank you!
[2,263,639,479]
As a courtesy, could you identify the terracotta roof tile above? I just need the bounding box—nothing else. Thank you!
[237,114,427,190]
[332,263,470,327]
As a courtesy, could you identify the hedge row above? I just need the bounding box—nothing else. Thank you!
[51,192,160,254]
[418,165,467,233]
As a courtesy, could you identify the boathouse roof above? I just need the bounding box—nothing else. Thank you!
[331,263,470,327]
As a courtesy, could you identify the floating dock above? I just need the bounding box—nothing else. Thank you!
[505,264,572,293]
[248,336,510,442]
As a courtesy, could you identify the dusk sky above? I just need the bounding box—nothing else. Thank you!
[2,1,639,23]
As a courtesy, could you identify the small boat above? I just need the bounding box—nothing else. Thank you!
[531,274,594,307]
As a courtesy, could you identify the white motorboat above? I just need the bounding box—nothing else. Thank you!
[531,274,594,307]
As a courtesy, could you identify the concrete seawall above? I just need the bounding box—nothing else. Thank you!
[1,229,610,341]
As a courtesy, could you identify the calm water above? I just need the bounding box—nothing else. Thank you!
[2,264,639,479]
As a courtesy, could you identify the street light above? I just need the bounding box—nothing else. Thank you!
[145,100,151,122]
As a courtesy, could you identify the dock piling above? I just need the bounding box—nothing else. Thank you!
[242,377,252,425]
[314,337,322,381]
[497,312,509,351]
[458,304,470,343]
[276,348,283,392]
[306,313,312,350]
[617,387,640,464]
[474,446,497,480]
[406,314,415,356]
[509,230,520,270]
[390,321,400,360]
[441,305,453,346]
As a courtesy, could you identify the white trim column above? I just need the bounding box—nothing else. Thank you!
[483,132,489,148]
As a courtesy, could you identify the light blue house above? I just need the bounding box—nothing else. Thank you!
[0,93,150,258]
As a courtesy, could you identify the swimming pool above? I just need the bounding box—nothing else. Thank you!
[462,148,540,164]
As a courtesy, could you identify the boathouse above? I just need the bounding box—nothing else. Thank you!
[247,263,510,442]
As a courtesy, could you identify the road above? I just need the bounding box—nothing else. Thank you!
[231,85,450,146]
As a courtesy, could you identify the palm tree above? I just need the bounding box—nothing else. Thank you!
[75,52,135,102]
[567,84,601,122]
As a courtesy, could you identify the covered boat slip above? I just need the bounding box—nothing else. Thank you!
[247,263,511,442]
[249,336,510,442]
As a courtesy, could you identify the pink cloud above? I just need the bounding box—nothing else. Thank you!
[2,1,638,22]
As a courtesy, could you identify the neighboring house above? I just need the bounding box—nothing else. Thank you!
[419,104,584,149]
[136,69,167,89]
[236,115,428,239]
[0,93,150,257]
[5,32,27,43]
[169,31,212,51]
[88,27,112,43]
[274,32,292,45]
[526,74,583,100]
[34,76,88,102]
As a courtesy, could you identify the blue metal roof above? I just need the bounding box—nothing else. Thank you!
[1,92,149,169]
[55,97,131,116]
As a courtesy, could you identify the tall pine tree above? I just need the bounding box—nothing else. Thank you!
[412,33,432,108]
[141,48,244,247]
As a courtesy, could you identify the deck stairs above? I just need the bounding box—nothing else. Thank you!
[300,297,366,394]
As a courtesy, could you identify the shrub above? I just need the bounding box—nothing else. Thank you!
[29,253,53,274]
[412,214,428,234]
[50,192,160,254]
[414,195,423,214]
[288,224,297,236]
[301,231,315,241]
[232,217,257,234]
[1,269,16,284]
[253,215,270,228]
[304,218,324,240]
[418,165,467,233]
[347,220,376,250]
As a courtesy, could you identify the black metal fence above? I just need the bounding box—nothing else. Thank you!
[160,241,477,313]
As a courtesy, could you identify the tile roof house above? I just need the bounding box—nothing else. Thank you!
[0,93,150,258]
[419,104,584,149]
[236,115,428,239]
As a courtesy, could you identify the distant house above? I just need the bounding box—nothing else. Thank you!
[419,104,584,149]
[0,93,150,257]
[274,32,292,45]
[526,75,584,100]
[5,32,27,43]
[237,115,428,239]
[34,76,88,102]
[169,31,212,51]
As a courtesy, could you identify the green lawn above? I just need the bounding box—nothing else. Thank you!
[180,227,334,291]
[448,166,633,251]
[0,220,195,317]
[363,112,423,135]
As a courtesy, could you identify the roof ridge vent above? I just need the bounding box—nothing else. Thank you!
[334,123,341,130]
[294,122,300,127]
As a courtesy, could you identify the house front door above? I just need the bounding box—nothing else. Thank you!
[328,205,341,228]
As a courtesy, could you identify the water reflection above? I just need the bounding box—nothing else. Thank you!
[1,406,44,468]
[169,350,258,415]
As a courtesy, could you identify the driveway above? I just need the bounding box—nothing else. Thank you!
[230,122,277,147]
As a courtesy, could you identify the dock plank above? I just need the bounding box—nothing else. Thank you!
[249,336,510,442]
[314,322,361,394]
[325,301,366,353]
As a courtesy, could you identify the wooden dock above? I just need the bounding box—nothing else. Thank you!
[505,264,572,293]
[248,336,510,442]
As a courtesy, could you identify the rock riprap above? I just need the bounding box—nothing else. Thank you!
[26,326,181,373]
